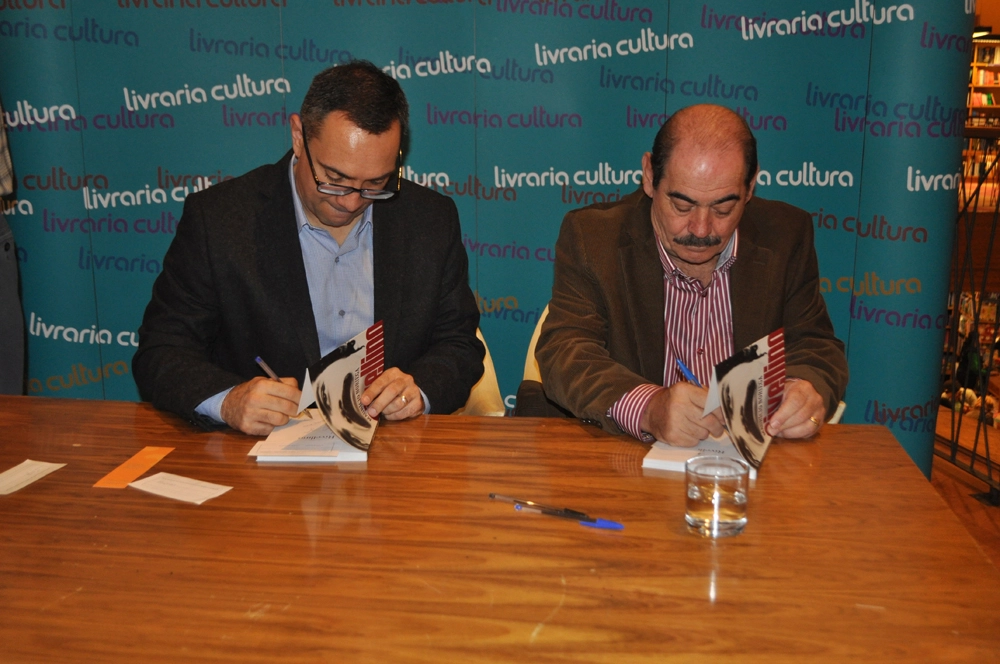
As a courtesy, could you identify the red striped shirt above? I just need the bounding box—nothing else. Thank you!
[610,232,738,440]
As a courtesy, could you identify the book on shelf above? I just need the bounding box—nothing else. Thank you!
[976,69,1000,85]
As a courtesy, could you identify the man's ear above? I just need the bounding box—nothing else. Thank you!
[641,152,656,198]
[746,166,759,200]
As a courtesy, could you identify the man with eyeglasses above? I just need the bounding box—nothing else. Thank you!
[134,61,484,435]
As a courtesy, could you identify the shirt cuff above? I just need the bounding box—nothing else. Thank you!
[419,388,431,415]
[195,387,233,425]
[609,383,664,441]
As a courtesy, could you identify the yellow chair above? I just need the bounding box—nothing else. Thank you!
[514,305,572,417]
[522,305,549,383]
[453,328,505,416]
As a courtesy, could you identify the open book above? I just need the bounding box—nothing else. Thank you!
[642,328,785,476]
[248,322,385,463]
[642,436,758,480]
[247,413,367,463]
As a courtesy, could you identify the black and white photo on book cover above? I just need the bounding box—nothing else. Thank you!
[704,328,786,469]
[643,329,785,477]
[297,321,385,452]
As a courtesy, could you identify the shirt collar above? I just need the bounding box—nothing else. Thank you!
[657,229,739,280]
[289,156,373,238]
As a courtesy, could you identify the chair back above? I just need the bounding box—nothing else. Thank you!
[453,328,505,416]
[522,305,550,383]
[828,401,847,424]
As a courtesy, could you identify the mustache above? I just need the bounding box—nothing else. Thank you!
[674,234,722,248]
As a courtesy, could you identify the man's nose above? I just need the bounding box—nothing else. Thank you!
[338,191,366,212]
[688,207,712,237]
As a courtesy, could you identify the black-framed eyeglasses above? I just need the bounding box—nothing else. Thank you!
[300,127,402,200]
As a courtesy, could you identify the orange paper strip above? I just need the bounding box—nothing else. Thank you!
[94,446,174,489]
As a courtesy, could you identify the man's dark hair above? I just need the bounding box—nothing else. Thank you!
[300,60,409,149]
[649,106,757,189]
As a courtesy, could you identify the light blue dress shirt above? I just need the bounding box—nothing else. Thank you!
[196,159,429,423]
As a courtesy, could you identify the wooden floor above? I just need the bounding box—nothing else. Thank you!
[932,454,1000,569]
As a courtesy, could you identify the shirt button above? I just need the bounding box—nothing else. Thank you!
[697,348,705,355]
[335,257,340,264]
[338,310,345,317]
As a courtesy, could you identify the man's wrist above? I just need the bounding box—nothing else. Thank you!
[195,387,234,425]
[609,383,663,441]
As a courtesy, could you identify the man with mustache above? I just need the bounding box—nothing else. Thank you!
[534,104,848,446]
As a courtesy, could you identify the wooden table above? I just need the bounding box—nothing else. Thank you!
[2,396,999,662]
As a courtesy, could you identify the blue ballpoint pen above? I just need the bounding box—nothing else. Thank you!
[489,493,624,530]
[255,356,280,380]
[675,358,702,388]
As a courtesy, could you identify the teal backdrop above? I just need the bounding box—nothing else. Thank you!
[0,0,974,476]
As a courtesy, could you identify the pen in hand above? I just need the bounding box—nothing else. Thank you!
[255,356,310,419]
[255,356,280,380]
[675,358,702,388]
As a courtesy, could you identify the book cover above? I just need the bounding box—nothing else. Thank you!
[710,328,785,470]
[643,328,785,475]
[296,321,385,452]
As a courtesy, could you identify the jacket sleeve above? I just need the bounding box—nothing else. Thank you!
[536,213,652,433]
[132,193,244,427]
[778,214,849,419]
[393,195,485,414]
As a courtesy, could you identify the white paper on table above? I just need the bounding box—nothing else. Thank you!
[0,459,66,495]
[128,472,232,505]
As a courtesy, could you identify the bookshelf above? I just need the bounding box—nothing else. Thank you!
[965,40,1000,193]
[969,39,1000,126]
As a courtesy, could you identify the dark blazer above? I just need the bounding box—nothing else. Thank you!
[536,189,848,433]
[133,151,484,427]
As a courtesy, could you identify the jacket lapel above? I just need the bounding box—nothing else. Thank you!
[619,195,666,384]
[729,228,774,351]
[256,152,321,366]
[371,189,406,367]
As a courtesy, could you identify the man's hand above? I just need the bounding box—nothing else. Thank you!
[360,368,424,420]
[641,382,725,447]
[220,376,301,436]
[766,379,826,439]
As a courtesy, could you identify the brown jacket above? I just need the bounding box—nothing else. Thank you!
[536,189,848,434]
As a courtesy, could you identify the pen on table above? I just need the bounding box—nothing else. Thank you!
[675,358,702,388]
[255,356,280,381]
[489,493,624,530]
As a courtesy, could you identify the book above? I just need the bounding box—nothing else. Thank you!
[643,328,785,476]
[641,435,757,480]
[297,321,385,453]
[247,414,368,463]
[248,322,385,464]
